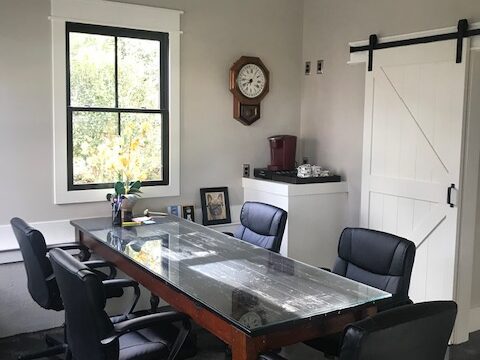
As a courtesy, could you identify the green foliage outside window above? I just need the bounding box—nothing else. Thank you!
[69,31,164,186]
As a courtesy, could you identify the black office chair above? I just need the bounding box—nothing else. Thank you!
[305,227,416,356]
[261,301,457,360]
[228,201,287,253]
[10,217,122,360]
[331,228,415,310]
[49,248,196,360]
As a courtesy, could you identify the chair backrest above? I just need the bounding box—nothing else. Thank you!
[332,228,415,302]
[49,248,117,360]
[339,301,457,360]
[233,202,287,253]
[10,217,63,311]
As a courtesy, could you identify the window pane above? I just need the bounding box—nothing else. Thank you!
[72,111,118,185]
[69,33,115,107]
[120,113,163,182]
[118,37,160,109]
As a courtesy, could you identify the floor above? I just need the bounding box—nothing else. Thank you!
[0,327,479,360]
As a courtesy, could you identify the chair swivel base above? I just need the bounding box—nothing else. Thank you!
[18,344,67,360]
[18,333,67,360]
[44,333,62,347]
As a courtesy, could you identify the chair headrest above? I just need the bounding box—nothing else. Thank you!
[350,301,457,333]
[49,248,113,358]
[10,217,63,310]
[49,248,106,309]
[239,202,287,236]
[10,217,48,255]
[340,301,457,360]
[338,228,415,276]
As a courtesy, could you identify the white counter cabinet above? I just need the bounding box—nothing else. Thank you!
[242,178,348,267]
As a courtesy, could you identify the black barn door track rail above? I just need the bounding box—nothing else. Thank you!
[351,18,480,71]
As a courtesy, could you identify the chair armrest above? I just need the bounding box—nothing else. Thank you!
[223,232,234,237]
[114,311,188,334]
[83,260,117,279]
[46,242,84,251]
[101,311,189,346]
[102,279,140,314]
[46,243,91,261]
[102,278,138,289]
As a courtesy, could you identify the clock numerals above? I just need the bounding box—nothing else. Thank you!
[237,64,266,99]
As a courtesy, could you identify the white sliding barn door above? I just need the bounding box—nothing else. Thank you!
[360,40,468,303]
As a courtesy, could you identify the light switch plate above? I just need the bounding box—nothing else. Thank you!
[317,60,324,74]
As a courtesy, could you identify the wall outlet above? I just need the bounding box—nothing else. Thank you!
[305,61,311,75]
[317,60,324,74]
[243,164,250,178]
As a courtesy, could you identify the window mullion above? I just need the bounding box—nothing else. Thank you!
[115,36,120,135]
[67,106,167,113]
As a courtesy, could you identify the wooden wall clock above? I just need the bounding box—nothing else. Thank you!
[229,56,269,126]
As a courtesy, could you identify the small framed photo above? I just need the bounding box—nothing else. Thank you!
[167,205,182,217]
[200,187,231,226]
[182,205,195,222]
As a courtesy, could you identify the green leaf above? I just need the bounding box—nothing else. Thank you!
[128,188,142,196]
[130,180,141,191]
[114,181,125,195]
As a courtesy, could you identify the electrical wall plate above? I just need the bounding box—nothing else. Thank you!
[317,60,324,74]
[243,164,250,178]
[305,61,311,75]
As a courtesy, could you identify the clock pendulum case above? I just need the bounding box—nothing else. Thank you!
[229,56,270,125]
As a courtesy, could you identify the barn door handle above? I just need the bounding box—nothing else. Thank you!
[447,184,456,208]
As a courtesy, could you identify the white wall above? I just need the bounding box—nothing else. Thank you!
[0,0,303,337]
[301,0,480,225]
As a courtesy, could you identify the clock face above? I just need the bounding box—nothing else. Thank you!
[237,64,266,99]
[238,311,263,329]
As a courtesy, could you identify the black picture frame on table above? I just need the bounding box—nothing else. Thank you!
[200,187,231,226]
[182,205,195,222]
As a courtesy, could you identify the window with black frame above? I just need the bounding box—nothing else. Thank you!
[66,22,169,191]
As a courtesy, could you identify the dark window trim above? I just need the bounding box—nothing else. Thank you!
[65,22,170,191]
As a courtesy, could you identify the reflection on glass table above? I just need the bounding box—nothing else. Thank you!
[72,216,391,335]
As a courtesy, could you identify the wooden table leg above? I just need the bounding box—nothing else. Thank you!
[231,330,262,360]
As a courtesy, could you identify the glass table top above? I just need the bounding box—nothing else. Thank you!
[71,216,391,335]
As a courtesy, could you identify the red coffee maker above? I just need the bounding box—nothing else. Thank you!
[267,135,297,171]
